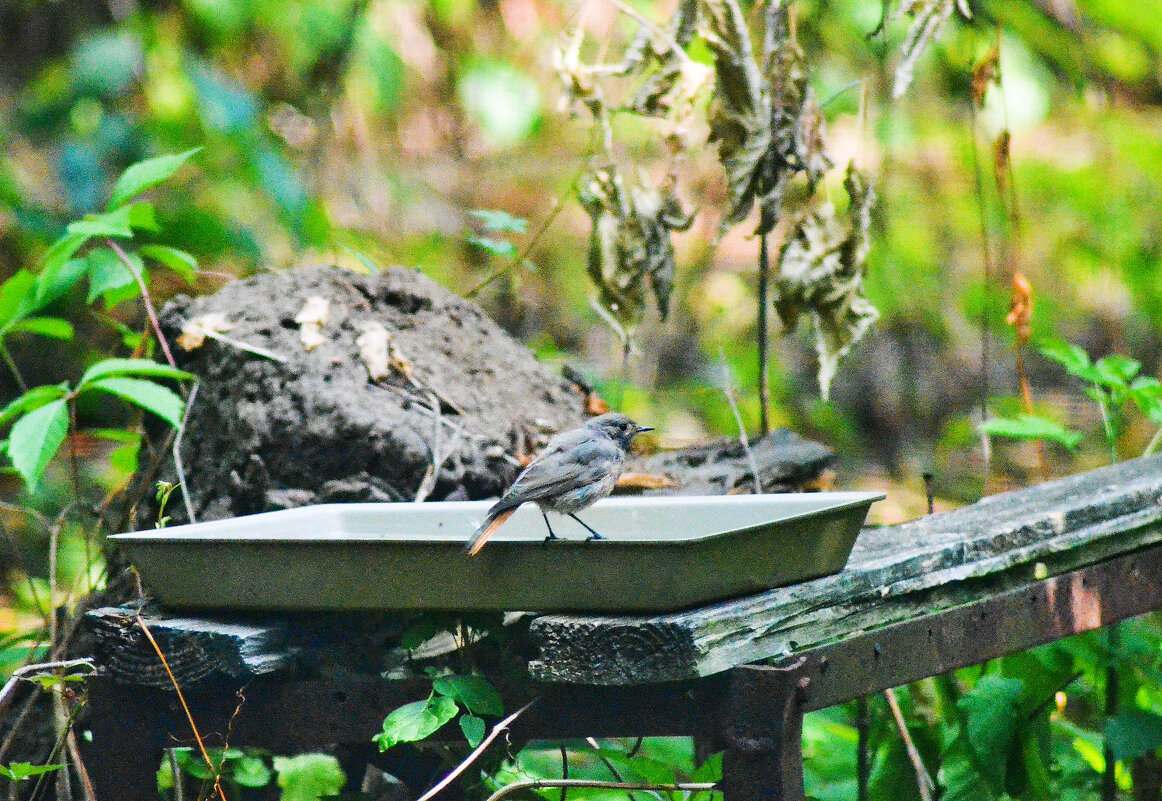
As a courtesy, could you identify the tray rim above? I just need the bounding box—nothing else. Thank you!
[109,490,885,547]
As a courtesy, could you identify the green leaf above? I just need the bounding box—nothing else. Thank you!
[233,753,274,787]
[0,762,62,781]
[8,317,74,340]
[1094,353,1141,387]
[958,675,1025,792]
[108,148,200,209]
[127,201,160,233]
[139,244,197,283]
[79,357,194,386]
[7,398,68,488]
[432,675,504,716]
[469,209,527,234]
[0,270,36,329]
[272,753,345,801]
[1039,339,1101,382]
[23,257,89,317]
[467,235,517,259]
[68,205,135,239]
[372,694,459,751]
[84,247,137,303]
[84,377,185,427]
[1105,709,1162,762]
[459,714,486,747]
[0,384,69,429]
[980,414,1084,451]
[37,232,89,274]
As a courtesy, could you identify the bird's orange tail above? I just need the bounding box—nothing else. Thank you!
[465,509,515,556]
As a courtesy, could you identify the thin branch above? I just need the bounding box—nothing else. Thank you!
[756,234,771,437]
[0,658,95,719]
[105,238,177,369]
[194,328,289,363]
[584,737,664,801]
[413,701,536,801]
[884,688,934,801]
[601,0,694,65]
[719,350,762,494]
[485,780,717,801]
[135,614,227,801]
[173,383,199,524]
[466,200,566,298]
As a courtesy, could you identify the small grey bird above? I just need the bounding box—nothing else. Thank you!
[464,413,653,555]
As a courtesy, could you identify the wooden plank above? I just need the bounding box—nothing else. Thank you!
[528,455,1162,685]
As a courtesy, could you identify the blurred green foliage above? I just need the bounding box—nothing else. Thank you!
[2,0,1162,797]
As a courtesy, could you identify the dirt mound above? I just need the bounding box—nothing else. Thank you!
[157,264,588,522]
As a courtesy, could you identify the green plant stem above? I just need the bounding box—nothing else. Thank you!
[0,340,28,393]
[757,233,771,437]
[1020,723,1052,801]
[1095,390,1119,464]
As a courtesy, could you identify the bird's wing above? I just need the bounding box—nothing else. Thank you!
[496,431,621,511]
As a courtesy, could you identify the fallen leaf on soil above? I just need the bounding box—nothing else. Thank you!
[177,312,231,350]
[356,321,391,381]
[296,296,330,350]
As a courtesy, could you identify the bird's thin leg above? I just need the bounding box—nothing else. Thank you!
[569,514,605,541]
[541,509,559,542]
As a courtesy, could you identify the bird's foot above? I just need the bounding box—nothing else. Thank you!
[585,532,604,541]
[543,532,560,543]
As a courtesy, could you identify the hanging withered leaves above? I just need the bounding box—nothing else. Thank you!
[891,0,972,99]
[700,0,832,234]
[754,1,832,234]
[177,312,232,351]
[773,162,878,400]
[700,0,770,230]
[579,166,694,332]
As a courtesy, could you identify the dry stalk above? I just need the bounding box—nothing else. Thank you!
[135,614,227,801]
[884,687,934,801]
[412,701,535,801]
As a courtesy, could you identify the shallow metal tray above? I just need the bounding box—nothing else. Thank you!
[111,492,883,613]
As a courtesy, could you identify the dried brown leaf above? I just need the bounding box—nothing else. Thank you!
[971,44,1000,107]
[1006,273,1033,346]
[615,472,676,490]
[993,129,1012,197]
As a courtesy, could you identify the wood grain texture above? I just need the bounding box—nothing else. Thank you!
[528,455,1162,684]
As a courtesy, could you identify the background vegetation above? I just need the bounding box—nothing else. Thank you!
[2,0,1162,798]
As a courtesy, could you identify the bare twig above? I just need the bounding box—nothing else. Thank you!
[415,394,466,503]
[173,383,199,524]
[413,701,536,801]
[136,614,227,801]
[485,780,717,801]
[719,350,762,494]
[884,688,934,801]
[105,238,177,369]
[65,727,97,801]
[584,737,664,801]
[559,744,569,801]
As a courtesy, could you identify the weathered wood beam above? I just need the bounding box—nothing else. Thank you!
[528,455,1162,685]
